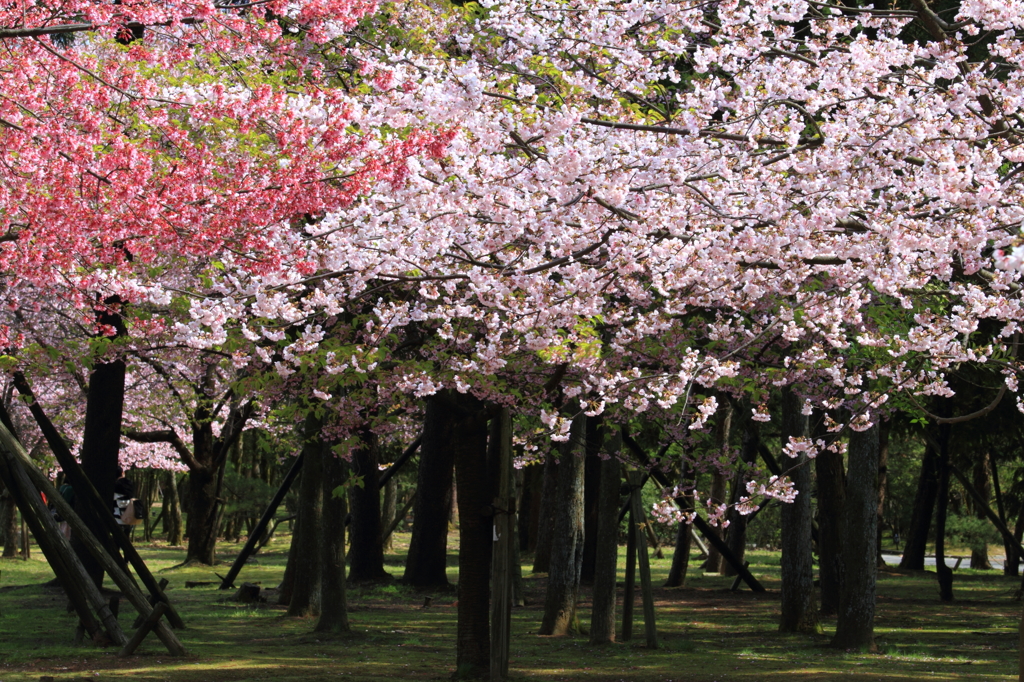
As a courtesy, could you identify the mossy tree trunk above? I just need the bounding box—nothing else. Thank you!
[832,423,880,651]
[539,413,586,636]
[316,440,349,634]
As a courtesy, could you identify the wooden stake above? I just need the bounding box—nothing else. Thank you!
[0,444,127,646]
[0,425,186,656]
[219,451,305,589]
[0,456,103,642]
[628,471,658,649]
[9,374,185,629]
[118,602,168,657]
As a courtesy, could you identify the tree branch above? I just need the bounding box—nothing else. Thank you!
[124,429,200,471]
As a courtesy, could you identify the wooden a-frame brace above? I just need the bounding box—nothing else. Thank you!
[0,422,187,656]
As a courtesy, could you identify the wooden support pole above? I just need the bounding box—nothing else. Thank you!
[8,376,185,629]
[381,490,417,547]
[490,409,513,682]
[622,504,637,642]
[621,433,766,592]
[219,452,305,589]
[378,434,423,488]
[0,443,127,646]
[118,602,168,657]
[628,471,658,649]
[0,454,103,642]
[0,425,186,656]
[20,512,28,559]
[133,578,169,629]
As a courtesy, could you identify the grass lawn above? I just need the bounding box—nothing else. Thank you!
[0,531,1018,681]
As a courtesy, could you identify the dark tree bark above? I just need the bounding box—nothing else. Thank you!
[287,414,325,617]
[404,394,457,588]
[704,403,732,572]
[832,423,880,651]
[278,512,300,606]
[991,451,1019,577]
[348,429,390,583]
[899,443,939,570]
[815,413,846,616]
[74,297,127,586]
[532,449,558,574]
[934,421,954,602]
[876,419,890,567]
[664,460,695,588]
[519,462,543,553]
[723,416,759,577]
[1009,511,1024,578]
[778,388,820,634]
[580,416,603,585]
[539,414,586,636]
[162,471,183,546]
[451,393,491,679]
[589,429,621,644]
[1,483,16,557]
[970,457,993,570]
[381,476,397,553]
[315,442,349,634]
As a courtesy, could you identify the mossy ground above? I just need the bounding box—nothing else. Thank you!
[0,532,1017,681]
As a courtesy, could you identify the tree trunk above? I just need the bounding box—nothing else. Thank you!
[1,484,16,557]
[580,416,602,585]
[287,413,325,617]
[74,298,128,586]
[1010,507,1024,578]
[539,413,586,636]
[970,457,993,570]
[723,416,759,577]
[162,471,183,546]
[664,460,695,588]
[992,451,1020,577]
[832,423,879,651]
[934,421,954,602]
[899,443,939,570]
[876,419,890,567]
[348,429,389,583]
[815,414,846,617]
[404,394,457,589]
[704,403,732,572]
[184,463,219,565]
[778,388,819,634]
[520,462,542,553]
[278,512,300,606]
[589,428,621,644]
[315,441,349,634]
[452,394,491,679]
[532,449,558,574]
[381,476,397,553]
